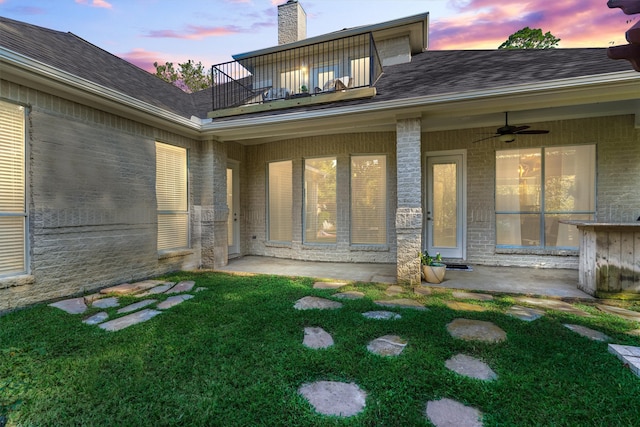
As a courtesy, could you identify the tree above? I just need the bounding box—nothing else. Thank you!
[153,60,213,93]
[498,27,560,49]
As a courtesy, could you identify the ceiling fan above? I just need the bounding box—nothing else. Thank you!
[473,112,550,143]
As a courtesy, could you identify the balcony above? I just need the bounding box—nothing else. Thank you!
[208,32,383,118]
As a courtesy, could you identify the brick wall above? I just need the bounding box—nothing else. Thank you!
[242,133,397,263]
[0,80,210,311]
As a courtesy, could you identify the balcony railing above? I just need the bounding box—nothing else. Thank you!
[211,32,383,111]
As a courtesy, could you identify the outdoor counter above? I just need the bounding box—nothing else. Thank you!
[562,221,640,297]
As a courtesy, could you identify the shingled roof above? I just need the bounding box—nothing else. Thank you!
[0,16,198,118]
[1,16,633,123]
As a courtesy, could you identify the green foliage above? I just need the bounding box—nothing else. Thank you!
[153,60,213,93]
[420,251,443,266]
[2,272,640,425]
[498,27,560,49]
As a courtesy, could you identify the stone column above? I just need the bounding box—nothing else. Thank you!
[201,140,229,269]
[396,117,422,285]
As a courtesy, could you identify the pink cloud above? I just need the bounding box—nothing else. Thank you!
[430,0,629,49]
[119,48,161,73]
[75,0,113,9]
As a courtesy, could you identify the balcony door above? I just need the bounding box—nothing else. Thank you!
[425,152,466,259]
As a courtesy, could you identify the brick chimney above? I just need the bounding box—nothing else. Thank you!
[278,0,307,45]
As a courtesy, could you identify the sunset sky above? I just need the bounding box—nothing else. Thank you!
[0,0,633,72]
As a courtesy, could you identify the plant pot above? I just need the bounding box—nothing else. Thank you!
[422,264,446,284]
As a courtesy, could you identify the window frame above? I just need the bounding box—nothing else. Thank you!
[495,144,596,250]
[303,156,337,245]
[0,99,29,278]
[350,154,387,245]
[155,142,190,252]
[267,160,293,243]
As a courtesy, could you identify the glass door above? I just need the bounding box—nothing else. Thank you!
[426,154,465,259]
[227,162,240,257]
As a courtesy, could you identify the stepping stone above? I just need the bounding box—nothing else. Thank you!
[563,324,611,342]
[609,344,640,376]
[294,296,342,310]
[299,381,366,417]
[445,354,497,381]
[117,299,157,314]
[195,287,207,292]
[83,312,109,325]
[375,298,427,310]
[444,301,489,312]
[452,291,494,301]
[98,309,162,332]
[49,297,87,314]
[100,280,163,296]
[313,281,348,290]
[92,297,119,309]
[137,283,175,296]
[367,335,407,357]
[303,327,334,349]
[426,398,483,427]
[515,297,590,317]
[596,304,640,322]
[506,305,545,321]
[385,285,404,296]
[334,291,365,300]
[362,310,401,320]
[165,280,195,294]
[447,318,507,343]
[414,286,432,296]
[157,294,194,310]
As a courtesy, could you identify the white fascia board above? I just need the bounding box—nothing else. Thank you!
[0,47,200,134]
[202,70,640,134]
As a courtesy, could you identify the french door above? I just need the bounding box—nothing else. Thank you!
[426,153,466,259]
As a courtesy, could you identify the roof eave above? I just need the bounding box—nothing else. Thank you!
[0,47,202,137]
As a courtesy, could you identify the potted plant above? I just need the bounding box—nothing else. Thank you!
[420,251,446,284]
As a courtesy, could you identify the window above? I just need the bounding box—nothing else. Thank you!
[155,142,188,251]
[496,145,595,249]
[305,157,336,243]
[0,100,27,276]
[350,57,370,87]
[351,155,386,244]
[268,160,293,242]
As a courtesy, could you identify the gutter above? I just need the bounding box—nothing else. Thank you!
[0,47,201,135]
[201,70,640,133]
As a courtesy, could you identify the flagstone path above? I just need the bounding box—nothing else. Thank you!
[48,279,640,425]
[295,282,640,425]
[48,280,204,331]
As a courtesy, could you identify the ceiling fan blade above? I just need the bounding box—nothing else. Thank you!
[512,125,530,132]
[515,130,549,135]
[472,135,499,143]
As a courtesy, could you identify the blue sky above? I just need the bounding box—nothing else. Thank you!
[0,0,631,72]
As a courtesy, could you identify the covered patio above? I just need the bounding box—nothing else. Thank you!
[217,256,592,299]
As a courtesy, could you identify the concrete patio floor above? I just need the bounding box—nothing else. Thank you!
[217,256,593,299]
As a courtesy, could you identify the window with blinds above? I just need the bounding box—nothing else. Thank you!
[0,100,26,277]
[268,160,293,242]
[304,157,337,244]
[0,101,27,277]
[351,155,386,244]
[155,142,189,251]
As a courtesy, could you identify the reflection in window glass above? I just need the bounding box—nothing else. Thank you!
[351,155,386,244]
[496,145,595,249]
[305,157,336,243]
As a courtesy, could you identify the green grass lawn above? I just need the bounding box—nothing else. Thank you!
[3,271,640,426]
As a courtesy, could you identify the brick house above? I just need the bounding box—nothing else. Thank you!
[1,2,640,310]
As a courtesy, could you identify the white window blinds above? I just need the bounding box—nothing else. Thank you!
[0,100,26,276]
[268,160,293,242]
[351,155,386,244]
[156,142,188,251]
